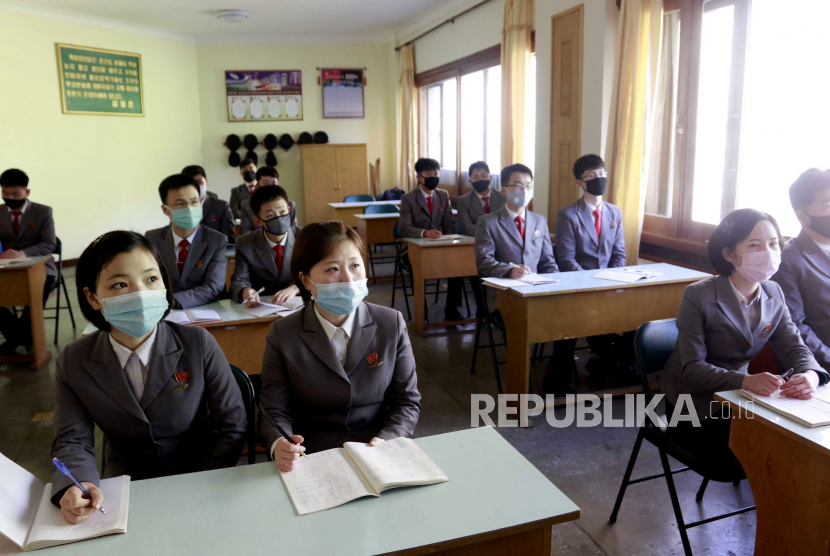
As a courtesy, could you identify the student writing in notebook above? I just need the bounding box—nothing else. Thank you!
[661,209,828,470]
[51,231,246,523]
[181,164,235,244]
[238,166,299,236]
[259,222,421,471]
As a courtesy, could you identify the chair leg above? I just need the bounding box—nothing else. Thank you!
[659,448,694,556]
[695,478,709,502]
[62,278,76,328]
[391,256,399,309]
[368,245,376,279]
[610,428,645,523]
[53,279,61,345]
[470,317,482,374]
[434,279,441,303]
[485,316,503,395]
[462,279,471,318]
[531,343,539,366]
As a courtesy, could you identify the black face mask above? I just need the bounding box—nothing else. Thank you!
[808,214,830,239]
[471,179,491,193]
[3,198,25,210]
[263,214,291,236]
[242,171,256,183]
[422,176,440,190]
[585,177,607,196]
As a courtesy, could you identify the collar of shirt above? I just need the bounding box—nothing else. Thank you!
[809,235,830,259]
[172,227,198,248]
[506,204,526,220]
[728,276,760,308]
[263,229,288,249]
[583,196,602,213]
[420,187,434,200]
[475,189,490,200]
[313,303,357,342]
[108,325,158,368]
[8,199,28,215]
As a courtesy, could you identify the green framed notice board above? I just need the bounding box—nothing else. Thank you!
[56,43,144,116]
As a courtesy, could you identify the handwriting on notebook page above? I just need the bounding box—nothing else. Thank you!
[280,450,374,514]
[348,440,439,485]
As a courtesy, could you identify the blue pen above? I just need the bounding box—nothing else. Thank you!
[52,457,105,514]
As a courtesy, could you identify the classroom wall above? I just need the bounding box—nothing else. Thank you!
[0,5,202,259]
[194,43,396,224]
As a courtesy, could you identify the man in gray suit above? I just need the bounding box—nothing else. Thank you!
[456,161,506,236]
[238,167,299,236]
[0,168,57,355]
[181,165,235,244]
[229,158,257,219]
[146,174,227,310]
[773,168,830,373]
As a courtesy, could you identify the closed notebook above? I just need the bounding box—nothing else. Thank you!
[482,274,559,290]
[0,453,130,552]
[165,310,222,325]
[740,387,830,427]
[279,437,448,515]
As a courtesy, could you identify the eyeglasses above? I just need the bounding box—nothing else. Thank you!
[506,184,534,191]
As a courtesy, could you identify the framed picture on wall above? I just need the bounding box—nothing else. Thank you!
[321,68,365,119]
[225,70,303,122]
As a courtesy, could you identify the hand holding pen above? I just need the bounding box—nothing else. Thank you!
[508,262,531,280]
[242,287,265,307]
[53,457,105,525]
[259,405,307,473]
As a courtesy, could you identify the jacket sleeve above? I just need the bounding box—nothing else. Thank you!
[609,206,627,268]
[537,220,559,274]
[377,311,422,439]
[767,281,829,383]
[23,206,57,258]
[475,217,511,278]
[554,211,582,272]
[240,203,255,235]
[230,245,253,302]
[441,192,454,234]
[458,197,477,236]
[398,196,422,238]
[173,236,228,309]
[258,323,295,455]
[218,204,235,245]
[229,188,241,219]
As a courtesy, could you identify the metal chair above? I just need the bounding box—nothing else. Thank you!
[469,275,505,394]
[44,237,76,344]
[390,220,413,320]
[344,194,375,202]
[363,204,399,278]
[609,318,754,556]
[230,365,257,465]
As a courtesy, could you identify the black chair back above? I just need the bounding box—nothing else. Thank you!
[51,237,63,293]
[230,365,257,464]
[633,318,678,403]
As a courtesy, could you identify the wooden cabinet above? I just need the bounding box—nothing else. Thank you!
[301,143,368,224]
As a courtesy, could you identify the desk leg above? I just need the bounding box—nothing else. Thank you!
[28,265,50,370]
[730,414,830,555]
[412,256,426,335]
[501,295,531,426]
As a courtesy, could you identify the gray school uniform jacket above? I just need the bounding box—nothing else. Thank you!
[50,322,247,505]
[456,188,506,236]
[772,231,830,372]
[229,228,295,302]
[259,302,421,455]
[474,205,559,278]
[662,274,828,418]
[0,201,57,277]
[229,183,253,219]
[201,195,235,244]
[145,225,227,310]
[555,198,626,271]
[238,198,299,236]
[398,188,454,237]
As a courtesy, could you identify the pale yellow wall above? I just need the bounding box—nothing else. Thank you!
[0,9,202,259]
[195,43,396,224]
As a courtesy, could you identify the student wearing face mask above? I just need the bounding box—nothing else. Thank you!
[773,168,830,374]
[259,221,421,471]
[181,165,235,245]
[145,174,228,310]
[230,185,300,306]
[229,158,258,219]
[238,167,299,236]
[456,161,506,237]
[662,209,828,470]
[50,231,246,524]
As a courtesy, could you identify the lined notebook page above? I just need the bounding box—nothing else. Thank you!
[741,390,830,427]
[345,438,448,494]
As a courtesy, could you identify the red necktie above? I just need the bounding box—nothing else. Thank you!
[515,215,525,240]
[10,210,21,234]
[250,185,255,195]
[594,208,602,239]
[427,195,433,215]
[274,245,283,272]
[482,196,490,214]
[177,239,189,274]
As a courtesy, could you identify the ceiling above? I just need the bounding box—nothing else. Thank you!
[11,0,452,43]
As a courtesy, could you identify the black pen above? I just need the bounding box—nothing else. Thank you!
[258,405,307,458]
[780,368,795,382]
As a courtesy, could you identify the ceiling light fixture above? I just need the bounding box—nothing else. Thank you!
[216,10,248,23]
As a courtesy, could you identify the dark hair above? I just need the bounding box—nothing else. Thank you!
[158,174,199,204]
[500,164,533,186]
[468,161,490,176]
[708,208,784,276]
[251,184,289,217]
[181,164,206,179]
[291,221,367,306]
[256,166,279,181]
[573,154,605,180]
[789,168,830,211]
[76,231,172,332]
[239,158,256,170]
[0,169,29,188]
[414,158,440,174]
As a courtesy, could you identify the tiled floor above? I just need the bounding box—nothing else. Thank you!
[0,258,756,555]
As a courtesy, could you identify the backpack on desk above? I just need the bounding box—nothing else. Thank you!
[378,187,404,201]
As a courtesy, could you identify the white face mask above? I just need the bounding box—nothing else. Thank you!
[507,188,534,208]
[198,184,207,200]
[735,249,781,283]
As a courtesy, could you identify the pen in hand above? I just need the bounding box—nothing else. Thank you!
[243,287,265,305]
[780,368,795,382]
[258,405,307,458]
[52,457,106,515]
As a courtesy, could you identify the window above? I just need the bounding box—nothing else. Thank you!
[460,65,501,180]
[422,77,457,171]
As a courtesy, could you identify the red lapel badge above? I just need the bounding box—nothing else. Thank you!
[211,215,217,221]
[29,222,36,228]
[196,260,203,268]
[366,353,378,364]
[175,372,189,383]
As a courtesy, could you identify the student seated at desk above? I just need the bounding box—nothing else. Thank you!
[181,164,235,244]
[145,174,227,310]
[399,157,464,321]
[456,161,505,236]
[0,168,57,356]
[52,231,246,523]
[259,221,421,470]
[662,209,828,469]
[230,185,299,305]
[239,166,298,236]
[773,168,830,374]
[229,157,257,219]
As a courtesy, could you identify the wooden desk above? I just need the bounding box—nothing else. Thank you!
[496,263,710,420]
[225,245,235,291]
[355,213,398,249]
[0,256,51,369]
[28,426,579,556]
[716,390,830,555]
[234,219,241,238]
[403,237,478,335]
[329,200,400,227]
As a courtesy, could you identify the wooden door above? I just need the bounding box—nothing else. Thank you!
[335,144,369,200]
[302,145,338,224]
[548,5,583,228]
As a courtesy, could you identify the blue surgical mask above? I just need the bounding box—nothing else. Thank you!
[97,290,169,338]
[310,278,368,316]
[167,206,202,229]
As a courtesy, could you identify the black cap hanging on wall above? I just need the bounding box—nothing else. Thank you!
[225,134,242,167]
[243,134,259,151]
[263,133,278,150]
[265,151,278,167]
[313,131,329,144]
[298,132,313,145]
[245,150,258,165]
[279,133,294,151]
[228,151,241,167]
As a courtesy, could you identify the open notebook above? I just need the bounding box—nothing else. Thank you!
[0,453,129,551]
[592,268,663,284]
[237,297,304,318]
[164,309,222,325]
[279,437,448,515]
[482,274,559,290]
[740,386,830,427]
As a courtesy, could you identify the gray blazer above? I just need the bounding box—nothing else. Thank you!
[475,205,558,278]
[229,184,252,219]
[398,187,454,238]
[772,231,830,372]
[230,228,295,302]
[555,198,626,271]
[201,195,235,244]
[50,321,247,505]
[145,225,227,310]
[0,201,57,277]
[239,198,299,236]
[662,275,827,418]
[259,302,421,455]
[456,188,506,236]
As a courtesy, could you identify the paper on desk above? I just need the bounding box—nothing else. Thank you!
[592,270,651,284]
[185,309,222,323]
[0,255,31,266]
[423,234,465,241]
[0,452,44,548]
[237,300,302,318]
[164,311,191,325]
[482,274,559,290]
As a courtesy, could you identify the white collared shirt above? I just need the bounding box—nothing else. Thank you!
[263,229,288,250]
[583,196,603,228]
[108,326,158,399]
[809,236,830,259]
[6,199,28,220]
[476,189,491,208]
[172,227,198,259]
[506,204,526,221]
[728,277,762,331]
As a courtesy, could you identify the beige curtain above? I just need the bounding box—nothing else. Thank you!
[500,0,534,167]
[605,0,663,264]
[397,45,418,192]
